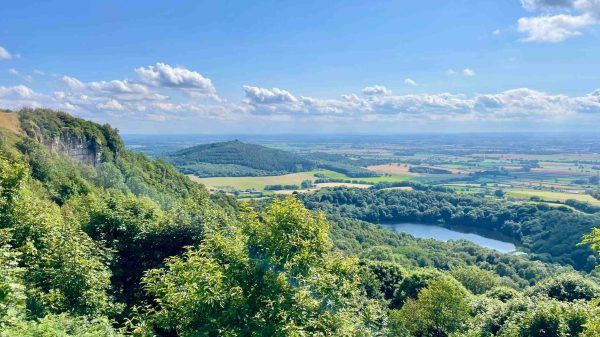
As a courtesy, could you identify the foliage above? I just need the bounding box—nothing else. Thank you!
[305,152,379,178]
[0,313,122,337]
[450,265,501,295]
[2,109,600,337]
[528,272,600,302]
[389,277,471,337]
[300,187,600,271]
[169,140,318,176]
[142,197,387,336]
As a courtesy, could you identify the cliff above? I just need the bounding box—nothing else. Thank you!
[16,108,123,167]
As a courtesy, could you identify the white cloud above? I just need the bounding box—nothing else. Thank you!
[3,63,600,128]
[362,85,392,96]
[518,0,600,42]
[446,69,458,76]
[521,0,574,11]
[61,75,166,101]
[239,85,600,123]
[97,99,124,111]
[404,78,417,86]
[492,29,501,35]
[518,13,595,42]
[135,62,218,99]
[462,68,476,76]
[8,68,18,76]
[243,85,298,104]
[0,46,11,60]
[0,85,66,111]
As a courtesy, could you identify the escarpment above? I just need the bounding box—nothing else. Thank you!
[16,108,123,167]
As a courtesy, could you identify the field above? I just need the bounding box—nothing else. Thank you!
[506,189,600,205]
[0,111,20,134]
[189,170,352,191]
[128,133,600,205]
[189,167,413,192]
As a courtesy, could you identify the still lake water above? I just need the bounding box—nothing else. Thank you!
[382,223,516,253]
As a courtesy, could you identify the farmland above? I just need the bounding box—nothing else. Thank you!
[126,133,600,205]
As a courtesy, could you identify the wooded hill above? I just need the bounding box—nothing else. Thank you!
[2,108,600,336]
[167,140,380,178]
[168,140,318,177]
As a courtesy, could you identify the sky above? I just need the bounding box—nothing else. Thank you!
[1,0,600,134]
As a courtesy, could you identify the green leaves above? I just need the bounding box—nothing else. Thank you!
[142,197,387,336]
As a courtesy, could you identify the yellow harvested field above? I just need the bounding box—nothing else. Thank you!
[382,186,413,191]
[272,183,371,195]
[368,163,417,175]
[0,112,21,134]
[507,189,600,205]
[315,182,371,189]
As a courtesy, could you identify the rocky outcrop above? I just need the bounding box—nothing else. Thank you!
[22,123,103,167]
[42,134,102,167]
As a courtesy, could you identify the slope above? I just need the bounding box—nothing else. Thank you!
[168,140,318,177]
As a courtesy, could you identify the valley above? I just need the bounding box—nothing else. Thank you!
[2,109,600,336]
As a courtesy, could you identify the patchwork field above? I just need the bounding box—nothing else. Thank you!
[506,189,600,205]
[189,171,321,191]
[189,169,412,192]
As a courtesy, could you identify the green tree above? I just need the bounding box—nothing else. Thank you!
[142,197,387,336]
[450,265,500,295]
[389,277,471,337]
[529,272,599,302]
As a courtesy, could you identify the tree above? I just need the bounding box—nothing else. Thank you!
[389,277,471,337]
[450,265,500,295]
[142,197,387,336]
[530,272,599,302]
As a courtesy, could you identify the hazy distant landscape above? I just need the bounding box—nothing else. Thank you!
[125,133,600,206]
[3,1,600,336]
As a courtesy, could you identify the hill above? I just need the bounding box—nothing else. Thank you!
[168,140,318,177]
[2,108,600,336]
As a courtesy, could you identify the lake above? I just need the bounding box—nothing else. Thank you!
[382,223,516,253]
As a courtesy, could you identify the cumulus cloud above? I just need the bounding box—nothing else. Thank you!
[462,68,476,77]
[239,85,600,123]
[521,0,574,11]
[243,85,298,104]
[404,78,417,86]
[97,99,124,111]
[0,85,75,112]
[362,85,392,96]
[518,0,600,42]
[135,62,218,99]
[61,75,166,101]
[0,46,11,60]
[8,68,18,76]
[518,13,595,42]
[3,63,600,127]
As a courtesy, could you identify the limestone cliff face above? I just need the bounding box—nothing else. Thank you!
[23,124,103,167]
[43,134,102,167]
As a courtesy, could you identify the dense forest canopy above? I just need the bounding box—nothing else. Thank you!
[168,140,318,177]
[1,109,600,336]
[167,140,380,178]
[299,187,600,272]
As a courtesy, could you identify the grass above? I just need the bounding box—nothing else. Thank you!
[506,189,600,205]
[0,111,20,134]
[189,169,411,191]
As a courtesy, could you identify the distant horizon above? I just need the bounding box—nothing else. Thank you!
[2,1,600,133]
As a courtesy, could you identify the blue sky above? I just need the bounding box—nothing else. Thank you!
[1,0,600,133]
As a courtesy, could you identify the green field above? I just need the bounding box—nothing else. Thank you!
[506,189,600,205]
[189,169,411,191]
